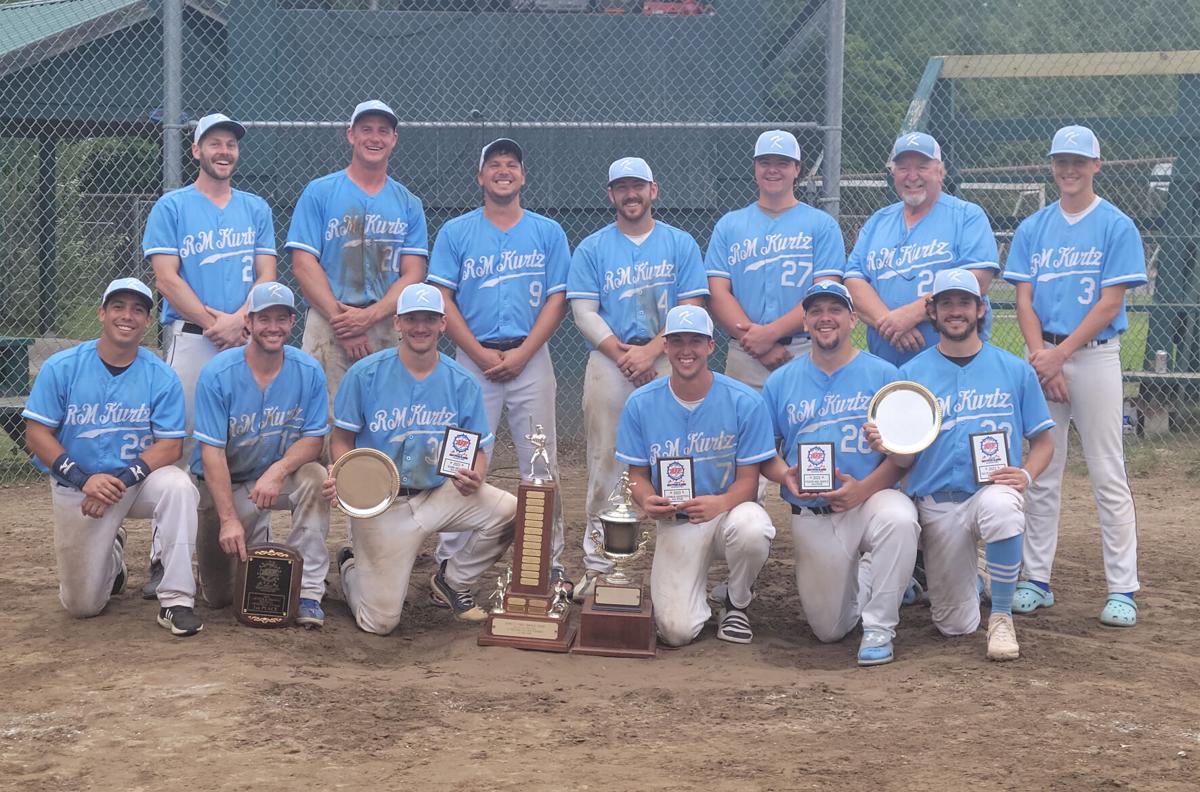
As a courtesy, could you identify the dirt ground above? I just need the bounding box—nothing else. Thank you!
[0,459,1197,792]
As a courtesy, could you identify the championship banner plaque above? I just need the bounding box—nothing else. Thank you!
[438,427,481,477]
[798,442,835,492]
[656,457,694,504]
[970,431,1011,485]
[234,543,302,628]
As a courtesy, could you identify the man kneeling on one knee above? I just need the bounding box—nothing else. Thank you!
[615,305,777,647]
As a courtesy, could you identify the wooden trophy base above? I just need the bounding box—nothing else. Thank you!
[570,593,657,659]
[479,611,577,653]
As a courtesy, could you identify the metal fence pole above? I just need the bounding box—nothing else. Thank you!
[162,0,184,191]
[822,0,846,220]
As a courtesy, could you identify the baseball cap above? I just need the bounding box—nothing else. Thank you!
[396,283,445,315]
[193,113,245,144]
[754,130,803,163]
[479,138,523,171]
[247,282,298,316]
[663,305,714,338]
[890,131,942,162]
[101,277,153,309]
[607,156,654,184]
[801,281,854,312]
[930,268,981,299]
[350,100,398,128]
[1049,125,1101,159]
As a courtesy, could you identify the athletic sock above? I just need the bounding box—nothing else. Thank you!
[1028,579,1051,594]
[985,534,1024,615]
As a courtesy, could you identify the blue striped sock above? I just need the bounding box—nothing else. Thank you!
[985,535,1024,615]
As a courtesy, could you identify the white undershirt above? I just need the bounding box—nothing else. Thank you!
[1060,196,1101,225]
[669,382,704,412]
[623,230,652,245]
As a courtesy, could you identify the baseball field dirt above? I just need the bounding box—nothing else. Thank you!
[1,461,1196,791]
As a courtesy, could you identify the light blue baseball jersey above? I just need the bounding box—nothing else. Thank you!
[900,344,1054,497]
[190,346,330,482]
[285,171,429,306]
[615,373,776,497]
[141,185,276,323]
[22,341,186,475]
[333,350,493,491]
[704,203,845,326]
[761,351,900,508]
[427,208,570,341]
[844,193,1000,365]
[566,221,709,343]
[1003,198,1148,341]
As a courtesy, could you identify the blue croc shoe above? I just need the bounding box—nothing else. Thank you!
[296,598,325,629]
[1099,593,1137,627]
[1012,581,1054,614]
[857,629,894,667]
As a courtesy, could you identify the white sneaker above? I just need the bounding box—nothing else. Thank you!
[987,612,1020,661]
[572,571,600,604]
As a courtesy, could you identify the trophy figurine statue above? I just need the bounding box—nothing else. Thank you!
[571,471,657,659]
[479,420,577,652]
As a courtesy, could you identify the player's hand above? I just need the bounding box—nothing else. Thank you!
[321,466,338,504]
[641,494,679,521]
[1029,346,1067,384]
[863,421,887,454]
[756,344,794,371]
[203,310,248,350]
[781,464,821,502]
[330,304,377,339]
[82,473,125,505]
[825,469,868,512]
[1042,371,1069,403]
[483,347,532,383]
[677,495,724,523]
[337,333,372,361]
[80,495,112,519]
[736,322,779,358]
[877,304,923,342]
[473,347,505,378]
[617,343,660,384]
[451,466,483,496]
[219,518,248,562]
[889,327,925,353]
[989,466,1031,493]
[248,468,286,510]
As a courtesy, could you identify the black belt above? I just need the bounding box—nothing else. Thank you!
[398,487,427,498]
[791,504,834,516]
[181,322,204,335]
[481,337,526,351]
[625,336,653,346]
[196,473,252,486]
[1042,331,1107,346]
[777,333,810,346]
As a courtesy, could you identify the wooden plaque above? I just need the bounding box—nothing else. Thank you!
[234,543,302,628]
[571,593,656,659]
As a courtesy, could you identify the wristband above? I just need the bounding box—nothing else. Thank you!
[51,453,92,490]
[115,456,151,488]
[1020,468,1033,488]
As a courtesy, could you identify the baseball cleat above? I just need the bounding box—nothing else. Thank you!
[1012,581,1054,614]
[296,598,325,629]
[986,612,1019,661]
[716,596,753,644]
[111,527,128,597]
[857,629,894,666]
[142,559,164,600]
[429,567,487,623]
[157,605,204,637]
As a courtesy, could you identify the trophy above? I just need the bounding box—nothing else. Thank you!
[479,422,577,652]
[234,543,302,628]
[571,472,657,659]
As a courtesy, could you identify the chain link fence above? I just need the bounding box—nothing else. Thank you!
[1,0,1197,481]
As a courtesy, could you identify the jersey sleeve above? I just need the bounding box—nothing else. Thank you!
[457,377,495,449]
[150,367,187,439]
[735,392,778,465]
[401,196,429,257]
[253,198,277,257]
[614,397,650,466]
[544,221,571,296]
[1019,362,1055,438]
[957,203,1000,271]
[21,358,66,428]
[301,367,330,437]
[1002,220,1034,284]
[142,196,179,258]
[426,223,462,290]
[843,212,876,281]
[332,366,366,433]
[284,181,324,258]
[1101,216,1149,288]
[566,238,601,301]
[813,214,848,279]
[191,367,229,448]
[676,234,710,299]
[704,219,732,279]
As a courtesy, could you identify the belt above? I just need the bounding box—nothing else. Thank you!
[625,336,653,346]
[196,473,252,486]
[778,333,811,346]
[181,322,204,335]
[926,490,973,504]
[1042,331,1108,347]
[343,300,378,309]
[481,337,526,351]
[398,487,427,498]
[791,504,834,516]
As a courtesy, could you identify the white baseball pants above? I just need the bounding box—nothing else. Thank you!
[301,308,398,408]
[340,481,516,635]
[724,337,812,391]
[195,462,331,605]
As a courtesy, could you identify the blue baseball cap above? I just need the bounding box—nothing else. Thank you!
[350,99,398,128]
[396,283,445,315]
[247,282,298,316]
[101,277,153,309]
[754,130,802,163]
[193,113,245,144]
[890,131,942,162]
[801,280,854,312]
[930,268,981,299]
[607,156,654,184]
[1049,125,1101,159]
[479,138,524,171]
[663,305,714,338]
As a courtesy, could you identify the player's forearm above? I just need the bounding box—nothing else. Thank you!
[330,428,355,462]
[439,291,486,358]
[1024,430,1055,481]
[150,255,215,327]
[371,255,427,323]
[761,455,790,485]
[24,421,68,471]
[969,267,995,295]
[141,438,183,470]
[521,293,566,353]
[251,254,278,288]
[860,458,906,496]
[767,303,808,339]
[843,279,889,329]
[264,436,323,480]
[200,444,241,524]
[627,466,657,511]
[1014,283,1045,352]
[473,449,491,484]
[570,298,616,348]
[1055,287,1126,358]
[706,280,752,339]
[290,251,340,320]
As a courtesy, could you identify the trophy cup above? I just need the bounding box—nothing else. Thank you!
[571,472,657,659]
[479,423,577,652]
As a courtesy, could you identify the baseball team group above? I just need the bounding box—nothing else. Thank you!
[22,98,1145,666]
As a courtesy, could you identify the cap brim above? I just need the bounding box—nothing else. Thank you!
[250,302,298,316]
[103,289,153,308]
[352,110,398,127]
[199,120,246,141]
[802,294,853,311]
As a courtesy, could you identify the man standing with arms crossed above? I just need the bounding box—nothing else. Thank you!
[706,130,846,389]
[567,157,709,600]
[287,100,429,403]
[427,138,570,586]
[142,112,277,598]
[1003,126,1146,627]
[191,282,331,628]
[23,279,202,636]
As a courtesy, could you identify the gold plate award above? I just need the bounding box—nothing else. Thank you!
[656,457,694,504]
[331,447,400,519]
[437,426,480,477]
[798,442,835,492]
[970,431,1011,485]
[867,381,942,455]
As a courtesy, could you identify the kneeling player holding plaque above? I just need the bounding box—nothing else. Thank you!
[323,284,516,635]
[615,306,777,646]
